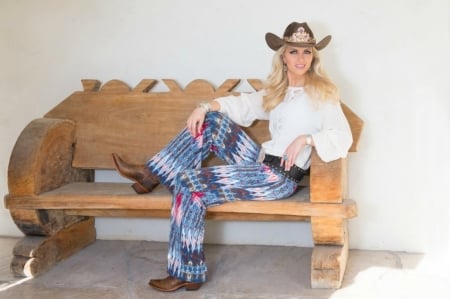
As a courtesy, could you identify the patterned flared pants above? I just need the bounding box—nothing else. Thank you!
[146,112,298,282]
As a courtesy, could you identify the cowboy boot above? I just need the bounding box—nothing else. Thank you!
[111,153,159,194]
[149,276,202,292]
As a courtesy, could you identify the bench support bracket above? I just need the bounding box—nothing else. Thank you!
[10,217,96,277]
[310,221,349,288]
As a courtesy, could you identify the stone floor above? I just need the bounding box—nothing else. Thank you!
[0,237,448,299]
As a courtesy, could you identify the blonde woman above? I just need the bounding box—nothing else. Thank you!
[112,21,352,292]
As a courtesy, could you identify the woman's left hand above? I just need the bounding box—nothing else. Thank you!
[281,135,308,171]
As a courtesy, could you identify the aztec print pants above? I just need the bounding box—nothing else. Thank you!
[146,112,298,283]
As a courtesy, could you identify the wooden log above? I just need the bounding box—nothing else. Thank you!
[11,218,96,277]
[9,208,88,236]
[4,183,357,219]
[63,208,310,221]
[310,151,347,203]
[6,118,93,235]
[8,209,50,235]
[341,103,364,152]
[7,118,93,196]
[311,216,347,245]
[311,223,349,288]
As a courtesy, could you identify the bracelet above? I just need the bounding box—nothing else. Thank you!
[198,102,211,113]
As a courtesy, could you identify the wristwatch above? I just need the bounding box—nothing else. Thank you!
[305,135,312,145]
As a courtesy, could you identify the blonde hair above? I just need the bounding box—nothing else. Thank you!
[263,45,339,111]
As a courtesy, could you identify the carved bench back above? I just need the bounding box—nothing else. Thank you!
[45,79,362,170]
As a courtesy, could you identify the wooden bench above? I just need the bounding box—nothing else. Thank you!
[4,78,363,288]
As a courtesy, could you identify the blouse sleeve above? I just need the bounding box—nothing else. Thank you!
[311,102,353,162]
[214,90,269,127]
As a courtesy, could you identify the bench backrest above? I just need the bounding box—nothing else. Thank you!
[45,79,363,169]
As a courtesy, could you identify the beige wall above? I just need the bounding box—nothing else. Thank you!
[1,0,449,260]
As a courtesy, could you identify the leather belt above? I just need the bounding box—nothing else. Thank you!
[262,154,308,184]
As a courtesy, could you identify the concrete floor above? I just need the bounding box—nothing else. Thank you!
[0,237,448,299]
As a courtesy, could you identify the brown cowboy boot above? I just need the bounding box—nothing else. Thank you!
[111,153,159,194]
[149,276,202,292]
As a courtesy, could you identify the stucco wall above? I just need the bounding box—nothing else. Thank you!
[1,0,448,262]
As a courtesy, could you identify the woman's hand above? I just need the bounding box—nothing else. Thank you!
[187,107,207,137]
[187,101,220,137]
[281,135,311,171]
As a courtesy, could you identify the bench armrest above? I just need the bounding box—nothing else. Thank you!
[310,150,347,203]
[7,118,93,197]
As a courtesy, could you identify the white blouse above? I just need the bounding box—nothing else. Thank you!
[215,87,353,169]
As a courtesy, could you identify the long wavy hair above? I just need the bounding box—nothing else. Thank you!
[263,45,339,111]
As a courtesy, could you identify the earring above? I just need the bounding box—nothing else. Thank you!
[283,63,287,72]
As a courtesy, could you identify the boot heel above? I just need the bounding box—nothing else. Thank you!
[132,183,150,194]
[185,282,202,291]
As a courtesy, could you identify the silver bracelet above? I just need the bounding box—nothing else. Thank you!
[198,102,211,113]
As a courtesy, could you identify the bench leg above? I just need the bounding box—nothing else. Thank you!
[10,217,96,277]
[310,217,349,288]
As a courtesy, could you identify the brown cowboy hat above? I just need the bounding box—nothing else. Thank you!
[265,22,331,51]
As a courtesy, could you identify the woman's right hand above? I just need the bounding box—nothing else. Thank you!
[187,107,207,137]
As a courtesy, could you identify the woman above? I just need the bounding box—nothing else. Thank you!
[112,21,353,292]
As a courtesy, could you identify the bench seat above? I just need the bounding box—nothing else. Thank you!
[5,182,357,220]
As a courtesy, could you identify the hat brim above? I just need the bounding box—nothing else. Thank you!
[265,32,331,51]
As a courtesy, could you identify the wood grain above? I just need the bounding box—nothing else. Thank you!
[11,218,95,277]
[311,224,349,288]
